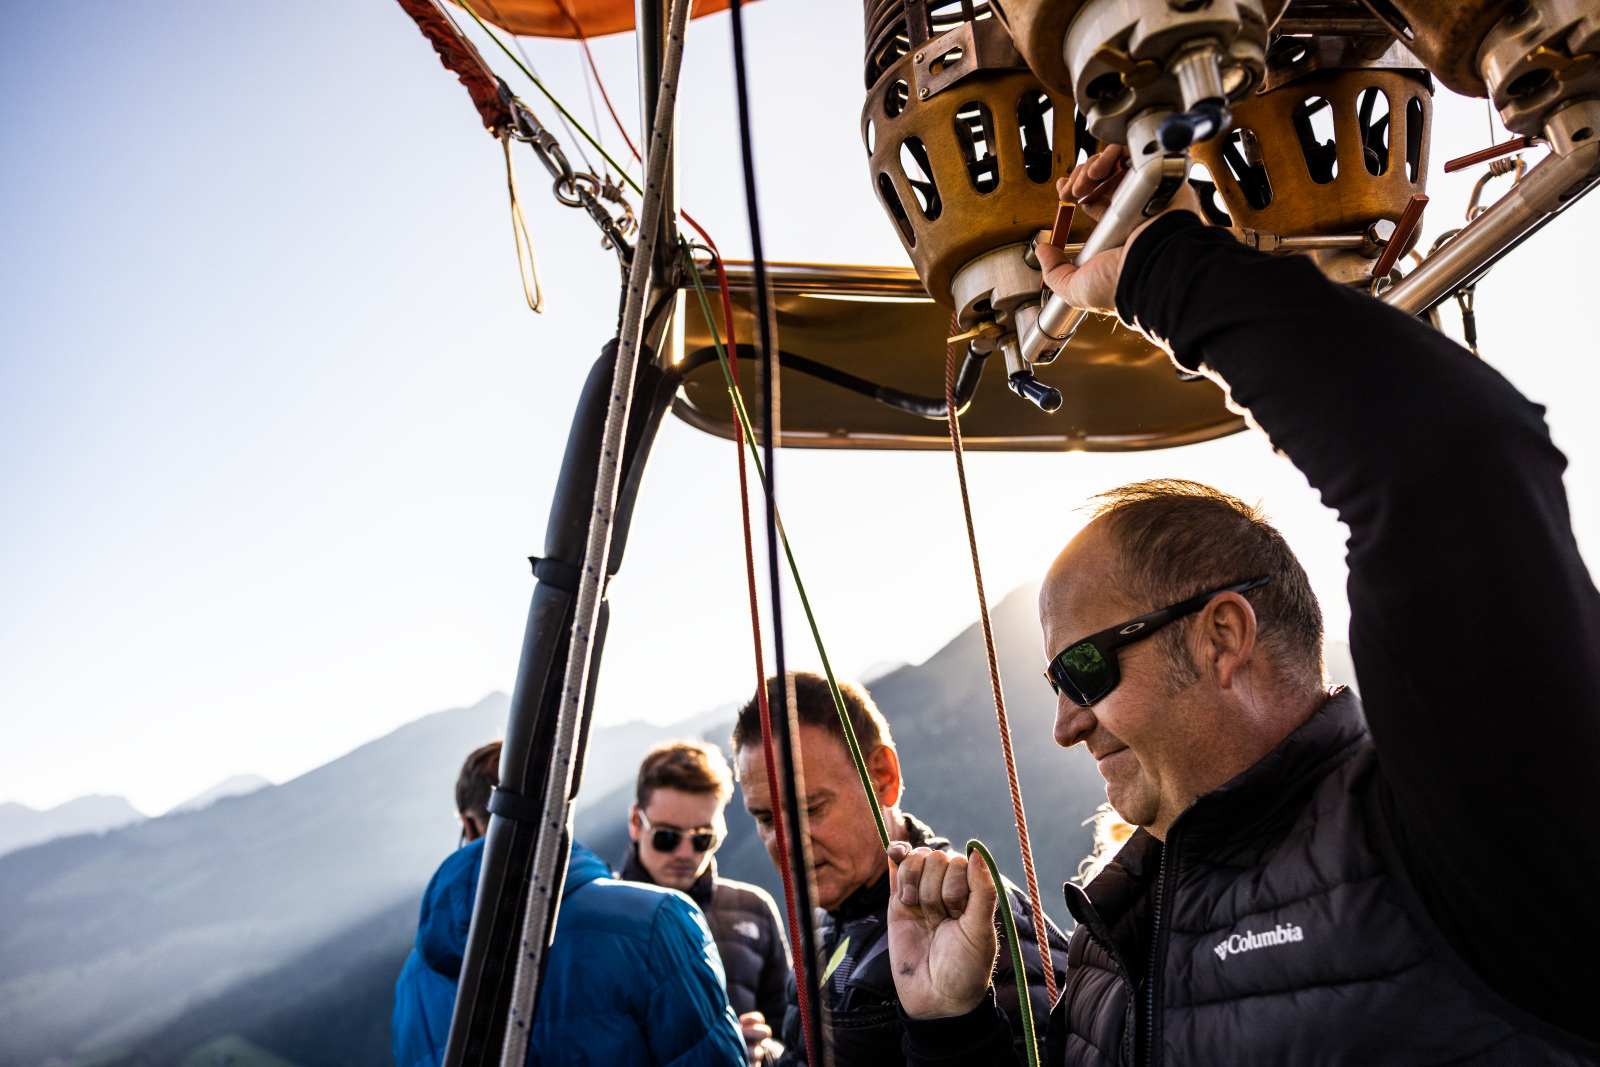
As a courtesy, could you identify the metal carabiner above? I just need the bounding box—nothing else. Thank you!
[554,171,601,208]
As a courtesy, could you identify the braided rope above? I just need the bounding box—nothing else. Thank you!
[680,224,819,1057]
[944,327,1059,1007]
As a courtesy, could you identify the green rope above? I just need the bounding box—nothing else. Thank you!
[967,840,1041,1067]
[448,0,643,197]
[683,247,890,852]
[684,249,1042,1067]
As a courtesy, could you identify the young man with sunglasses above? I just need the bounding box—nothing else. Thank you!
[885,146,1600,1065]
[623,741,792,1064]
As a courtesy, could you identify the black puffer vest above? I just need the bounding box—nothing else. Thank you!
[1051,690,1598,1066]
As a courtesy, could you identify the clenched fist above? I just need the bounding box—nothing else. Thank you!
[885,842,999,1020]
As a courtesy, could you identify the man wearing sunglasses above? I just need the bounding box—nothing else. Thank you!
[884,145,1600,1066]
[622,741,792,1064]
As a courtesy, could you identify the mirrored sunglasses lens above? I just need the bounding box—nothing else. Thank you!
[1055,642,1111,707]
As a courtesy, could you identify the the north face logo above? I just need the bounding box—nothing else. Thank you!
[1212,922,1304,961]
[734,919,761,941]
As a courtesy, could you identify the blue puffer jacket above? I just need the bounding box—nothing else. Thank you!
[393,836,485,1067]
[528,841,746,1067]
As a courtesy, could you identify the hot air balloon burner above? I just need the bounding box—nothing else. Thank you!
[1189,47,1434,284]
[862,1,1082,409]
[861,2,1076,309]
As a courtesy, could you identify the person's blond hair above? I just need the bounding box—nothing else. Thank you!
[1076,802,1137,884]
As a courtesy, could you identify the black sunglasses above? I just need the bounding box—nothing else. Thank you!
[640,813,723,854]
[1044,576,1270,707]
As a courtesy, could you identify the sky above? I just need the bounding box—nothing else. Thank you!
[2,0,1596,815]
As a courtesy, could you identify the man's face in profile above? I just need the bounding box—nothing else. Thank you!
[630,786,726,891]
[738,723,898,911]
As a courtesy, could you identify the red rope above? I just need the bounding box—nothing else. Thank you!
[944,324,1059,1006]
[684,214,819,1062]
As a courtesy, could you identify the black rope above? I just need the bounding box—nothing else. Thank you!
[727,1,824,1061]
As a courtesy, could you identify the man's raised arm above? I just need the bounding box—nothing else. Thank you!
[1110,207,1600,1039]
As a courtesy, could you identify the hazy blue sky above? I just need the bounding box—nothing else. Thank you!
[3,0,1596,814]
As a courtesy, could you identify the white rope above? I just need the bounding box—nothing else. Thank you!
[496,0,692,1060]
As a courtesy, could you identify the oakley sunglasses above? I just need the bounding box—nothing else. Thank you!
[1045,576,1270,707]
[639,813,723,854]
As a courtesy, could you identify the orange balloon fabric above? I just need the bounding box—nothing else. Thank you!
[462,0,752,38]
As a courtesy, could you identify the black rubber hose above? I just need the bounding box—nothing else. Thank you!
[681,343,991,420]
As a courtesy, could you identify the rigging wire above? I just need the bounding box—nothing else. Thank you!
[683,256,1042,1067]
[945,323,1058,1007]
[725,0,825,1053]
[681,228,813,1067]
[682,246,891,851]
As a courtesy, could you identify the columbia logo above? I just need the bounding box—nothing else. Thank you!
[1212,923,1304,961]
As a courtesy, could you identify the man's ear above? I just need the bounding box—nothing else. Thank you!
[1198,592,1258,688]
[628,802,642,841]
[866,744,903,808]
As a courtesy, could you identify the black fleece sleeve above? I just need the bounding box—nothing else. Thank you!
[901,992,1022,1067]
[1117,211,1600,1041]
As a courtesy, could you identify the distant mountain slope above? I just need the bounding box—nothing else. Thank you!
[169,775,273,815]
[0,692,509,1067]
[0,796,146,859]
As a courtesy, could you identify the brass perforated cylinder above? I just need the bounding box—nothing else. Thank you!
[1190,69,1431,236]
[862,38,1077,305]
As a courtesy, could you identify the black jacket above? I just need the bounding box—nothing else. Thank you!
[780,813,1070,1067]
[622,846,792,1027]
[901,213,1600,1065]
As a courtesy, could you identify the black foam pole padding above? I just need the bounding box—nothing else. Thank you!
[442,337,677,1067]
[486,787,546,824]
[528,556,582,593]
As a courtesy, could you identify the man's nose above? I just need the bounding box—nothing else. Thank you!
[1055,695,1096,748]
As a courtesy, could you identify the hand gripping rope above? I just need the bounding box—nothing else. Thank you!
[684,256,1043,1067]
